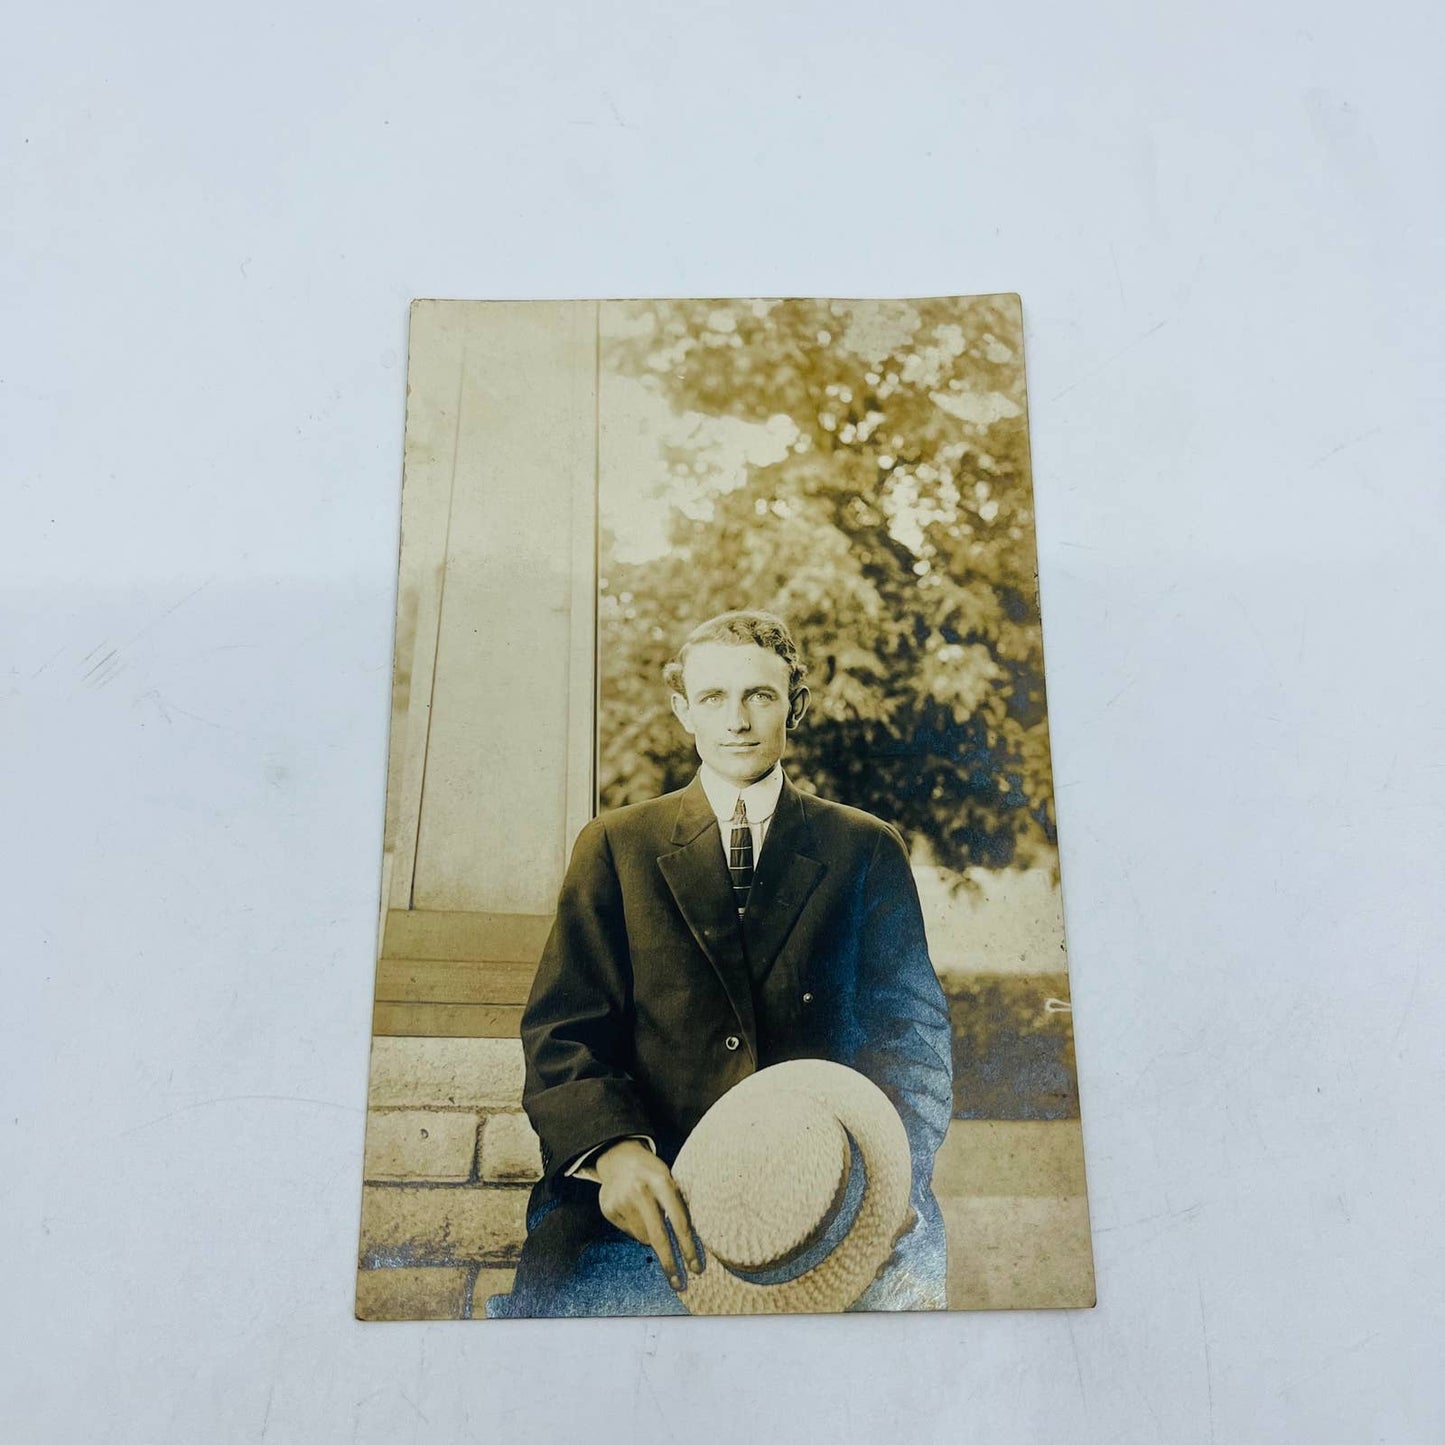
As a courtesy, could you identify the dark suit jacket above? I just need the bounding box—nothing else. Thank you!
[520,773,954,1214]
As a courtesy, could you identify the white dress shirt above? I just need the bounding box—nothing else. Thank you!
[697,760,784,868]
[564,763,785,1182]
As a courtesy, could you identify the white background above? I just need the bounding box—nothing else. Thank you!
[3,3,1442,1440]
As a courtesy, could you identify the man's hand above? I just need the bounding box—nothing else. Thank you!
[593,1139,701,1290]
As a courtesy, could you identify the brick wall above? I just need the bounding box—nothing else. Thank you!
[356,1037,540,1320]
[355,992,1094,1318]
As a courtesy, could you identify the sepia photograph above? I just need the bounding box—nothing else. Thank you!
[357,296,1093,1319]
[11,7,1441,1436]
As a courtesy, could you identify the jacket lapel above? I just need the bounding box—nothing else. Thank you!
[742,778,826,984]
[657,776,757,1054]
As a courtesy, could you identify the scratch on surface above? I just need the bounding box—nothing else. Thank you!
[137,689,174,724]
[1276,1330,1381,1396]
[395,1389,429,1426]
[157,700,271,743]
[83,648,118,680]
[633,1323,669,1431]
[1175,163,1248,306]
[30,644,65,679]
[1197,1277,1217,1445]
[71,579,215,697]
[351,1386,389,1444]
[1115,1336,1166,1432]
[1050,320,1169,402]
[1390,958,1422,1052]
[115,581,215,675]
[632,1333,644,1423]
[1094,1201,1203,1234]
[122,576,214,650]
[1308,426,1381,469]
[1227,592,1270,658]
[1065,1313,1087,1403]
[1104,677,1137,710]
[412,1330,429,1445]
[117,1093,363,1139]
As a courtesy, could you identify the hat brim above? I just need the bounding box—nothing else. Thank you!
[671,1060,912,1315]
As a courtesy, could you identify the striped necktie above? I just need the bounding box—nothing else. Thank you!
[728,796,754,914]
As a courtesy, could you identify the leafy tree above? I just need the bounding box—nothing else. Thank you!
[598,296,1057,876]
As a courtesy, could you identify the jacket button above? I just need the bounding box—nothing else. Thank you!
[725,1035,740,1051]
[802,992,814,1004]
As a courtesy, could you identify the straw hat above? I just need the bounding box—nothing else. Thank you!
[670,1059,913,1314]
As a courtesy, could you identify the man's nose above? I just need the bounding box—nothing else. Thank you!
[726,698,750,732]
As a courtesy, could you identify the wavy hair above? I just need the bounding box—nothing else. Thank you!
[662,610,809,704]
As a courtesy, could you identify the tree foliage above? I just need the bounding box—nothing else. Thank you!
[598,296,1057,875]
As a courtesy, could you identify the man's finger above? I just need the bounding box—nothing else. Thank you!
[599,1192,638,1243]
[654,1179,701,1275]
[638,1196,682,1288]
[611,1202,644,1247]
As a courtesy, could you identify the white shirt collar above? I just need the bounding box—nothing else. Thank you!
[698,761,784,825]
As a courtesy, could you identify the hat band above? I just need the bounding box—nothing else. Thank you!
[717,1131,868,1287]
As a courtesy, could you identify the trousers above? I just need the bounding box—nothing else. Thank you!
[486,1183,948,1318]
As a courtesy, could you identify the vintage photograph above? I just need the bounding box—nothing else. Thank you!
[356,296,1093,1319]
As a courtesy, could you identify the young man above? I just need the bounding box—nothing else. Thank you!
[502,611,953,1316]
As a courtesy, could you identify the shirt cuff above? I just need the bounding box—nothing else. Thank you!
[564,1135,657,1183]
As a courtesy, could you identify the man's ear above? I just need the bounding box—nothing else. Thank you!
[669,691,695,734]
[787,686,810,729]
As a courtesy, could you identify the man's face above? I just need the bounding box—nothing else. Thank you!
[670,641,805,787]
